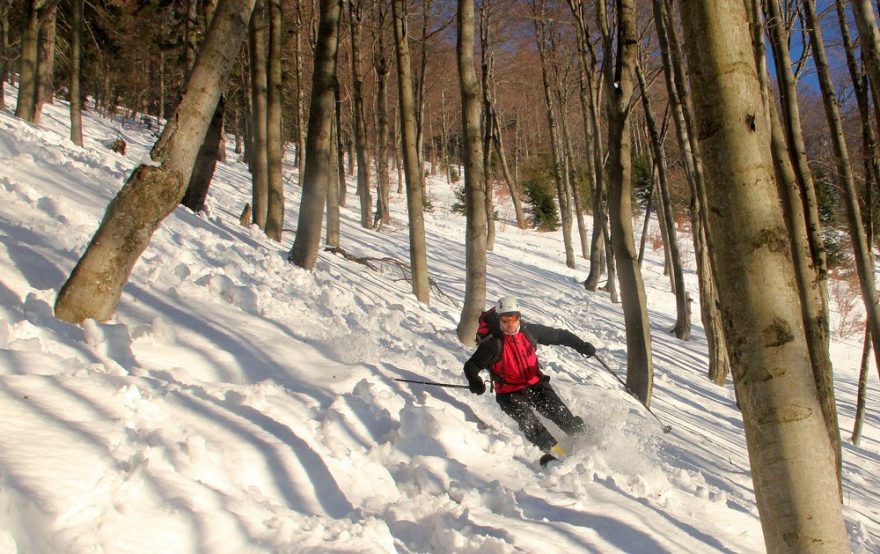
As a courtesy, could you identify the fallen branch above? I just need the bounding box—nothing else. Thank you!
[324,246,455,305]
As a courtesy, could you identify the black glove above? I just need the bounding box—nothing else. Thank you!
[577,340,596,358]
[467,374,486,395]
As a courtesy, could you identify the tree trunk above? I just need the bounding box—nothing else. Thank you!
[69,0,83,147]
[181,97,225,212]
[455,0,487,346]
[0,1,9,111]
[479,0,496,251]
[805,0,880,476]
[15,0,43,122]
[636,61,690,340]
[489,104,526,228]
[654,0,728,384]
[326,115,341,248]
[265,0,284,241]
[55,0,257,324]
[349,0,372,229]
[288,0,342,270]
[679,1,849,550]
[249,0,269,228]
[33,2,55,124]
[391,0,430,303]
[293,1,307,178]
[531,0,574,269]
[851,0,880,104]
[373,0,392,226]
[600,0,653,403]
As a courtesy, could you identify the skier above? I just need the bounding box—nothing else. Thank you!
[463,295,596,462]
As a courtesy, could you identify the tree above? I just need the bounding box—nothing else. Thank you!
[349,0,373,229]
[529,0,575,269]
[55,0,257,324]
[69,0,83,146]
[288,0,342,270]
[678,1,849,549]
[456,0,487,345]
[391,0,430,303]
[248,0,269,229]
[599,0,653,403]
[264,0,284,241]
[635,61,690,340]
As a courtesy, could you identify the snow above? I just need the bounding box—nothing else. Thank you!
[0,82,878,553]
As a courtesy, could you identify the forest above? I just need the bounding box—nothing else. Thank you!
[5,0,880,550]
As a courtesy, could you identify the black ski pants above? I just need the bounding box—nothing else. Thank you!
[495,377,585,452]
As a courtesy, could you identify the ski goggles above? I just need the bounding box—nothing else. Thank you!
[499,313,521,324]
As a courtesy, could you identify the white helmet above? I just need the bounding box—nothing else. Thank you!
[496,295,521,315]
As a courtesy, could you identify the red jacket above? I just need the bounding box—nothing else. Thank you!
[464,321,584,394]
[491,331,541,393]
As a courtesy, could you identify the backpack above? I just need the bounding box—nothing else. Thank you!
[475,307,502,345]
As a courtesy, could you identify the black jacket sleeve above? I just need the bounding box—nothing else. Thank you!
[525,322,583,350]
[463,340,499,380]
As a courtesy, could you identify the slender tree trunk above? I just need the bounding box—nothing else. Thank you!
[293,2,307,177]
[679,2,849,550]
[636,62,690,340]
[531,0,574,269]
[479,0,496,251]
[249,0,269,228]
[349,0,372,229]
[600,0,653,403]
[288,0,342,270]
[264,0,284,240]
[805,1,880,467]
[456,0,487,345]
[0,1,9,111]
[69,0,83,147]
[655,0,728,383]
[55,0,257,324]
[391,0,430,303]
[851,0,880,103]
[326,113,341,248]
[489,104,526,228]
[374,0,392,226]
[852,327,871,445]
[33,2,55,124]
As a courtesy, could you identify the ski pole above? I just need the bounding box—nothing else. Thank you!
[587,353,672,434]
[393,377,470,389]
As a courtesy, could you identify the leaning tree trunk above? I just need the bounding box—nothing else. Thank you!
[455,0,487,346]
[851,0,880,104]
[55,0,257,324]
[265,0,284,241]
[69,0,83,146]
[391,0,430,303]
[636,61,690,341]
[679,1,849,550]
[806,0,880,466]
[600,0,653,403]
[288,0,342,270]
[489,104,526,228]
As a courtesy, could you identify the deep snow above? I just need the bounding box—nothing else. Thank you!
[0,83,878,553]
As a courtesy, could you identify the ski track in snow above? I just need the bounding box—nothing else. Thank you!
[0,83,878,553]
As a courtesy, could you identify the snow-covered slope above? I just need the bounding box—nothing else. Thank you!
[0,84,878,553]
